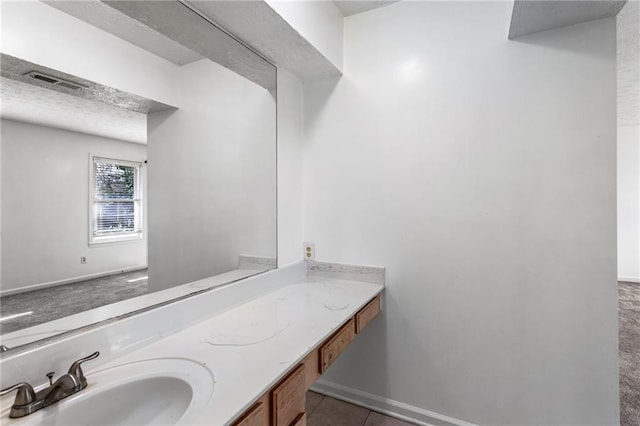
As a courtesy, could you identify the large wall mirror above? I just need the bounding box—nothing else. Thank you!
[0,1,277,351]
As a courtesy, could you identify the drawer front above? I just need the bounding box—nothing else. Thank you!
[233,401,267,426]
[356,295,381,334]
[272,364,306,426]
[319,318,356,373]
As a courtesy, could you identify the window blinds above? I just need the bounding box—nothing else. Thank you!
[93,158,141,237]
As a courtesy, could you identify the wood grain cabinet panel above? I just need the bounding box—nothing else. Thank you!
[319,318,356,373]
[291,412,307,426]
[355,295,381,333]
[272,364,306,426]
[232,401,268,426]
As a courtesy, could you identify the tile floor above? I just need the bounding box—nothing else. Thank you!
[306,391,415,426]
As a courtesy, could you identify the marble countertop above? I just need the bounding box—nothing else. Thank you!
[85,273,383,425]
[1,266,270,349]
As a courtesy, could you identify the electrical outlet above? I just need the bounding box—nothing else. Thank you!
[81,256,87,264]
[303,242,315,260]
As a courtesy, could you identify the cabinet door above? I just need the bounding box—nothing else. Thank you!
[319,318,356,373]
[272,364,306,426]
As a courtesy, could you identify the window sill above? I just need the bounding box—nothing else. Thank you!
[89,233,144,247]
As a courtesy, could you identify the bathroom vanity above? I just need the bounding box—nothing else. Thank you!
[232,294,381,426]
[0,261,384,425]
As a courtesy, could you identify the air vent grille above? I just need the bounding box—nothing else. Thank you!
[31,73,58,84]
[24,71,86,90]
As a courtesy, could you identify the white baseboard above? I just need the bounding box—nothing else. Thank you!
[310,379,477,426]
[618,276,640,284]
[0,266,147,297]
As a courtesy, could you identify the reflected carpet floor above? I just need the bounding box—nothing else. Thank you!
[0,269,148,334]
[620,281,640,426]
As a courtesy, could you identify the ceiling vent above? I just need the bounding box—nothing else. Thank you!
[24,71,87,90]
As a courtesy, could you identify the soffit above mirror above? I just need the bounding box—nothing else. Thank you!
[99,0,276,90]
[332,0,400,17]
[44,0,204,66]
[183,0,342,82]
[509,0,627,39]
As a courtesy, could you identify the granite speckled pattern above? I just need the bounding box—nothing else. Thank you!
[0,269,148,334]
[619,281,640,426]
[306,260,385,285]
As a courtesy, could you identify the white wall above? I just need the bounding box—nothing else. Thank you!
[302,3,618,425]
[277,68,304,266]
[1,119,147,294]
[618,125,640,282]
[147,59,276,292]
[0,1,179,107]
[617,1,640,283]
[265,0,344,72]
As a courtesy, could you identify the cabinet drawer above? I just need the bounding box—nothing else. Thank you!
[319,318,356,373]
[233,401,267,426]
[356,295,381,333]
[272,364,306,426]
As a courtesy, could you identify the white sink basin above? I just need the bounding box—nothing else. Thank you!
[2,358,214,426]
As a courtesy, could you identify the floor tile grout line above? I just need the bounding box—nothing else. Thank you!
[312,394,324,417]
[362,409,372,426]
[306,392,324,419]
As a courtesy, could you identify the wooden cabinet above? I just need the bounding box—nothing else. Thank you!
[271,364,306,426]
[290,413,306,426]
[233,392,270,426]
[319,318,356,373]
[231,293,381,426]
[233,401,267,426]
[356,295,381,334]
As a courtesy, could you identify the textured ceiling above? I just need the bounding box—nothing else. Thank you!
[44,0,203,66]
[1,77,147,144]
[1,54,175,114]
[509,0,627,38]
[618,0,640,127]
[332,0,399,17]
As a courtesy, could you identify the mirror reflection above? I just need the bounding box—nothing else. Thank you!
[0,1,277,346]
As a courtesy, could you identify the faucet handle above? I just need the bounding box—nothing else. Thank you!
[67,351,100,388]
[0,383,36,406]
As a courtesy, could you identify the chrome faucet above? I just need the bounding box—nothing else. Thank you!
[0,351,99,418]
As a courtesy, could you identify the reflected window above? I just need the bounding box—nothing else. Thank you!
[90,156,143,245]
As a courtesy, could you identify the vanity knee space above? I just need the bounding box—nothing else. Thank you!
[233,294,381,426]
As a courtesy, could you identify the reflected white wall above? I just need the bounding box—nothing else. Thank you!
[147,59,276,291]
[1,120,147,294]
[617,1,640,282]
